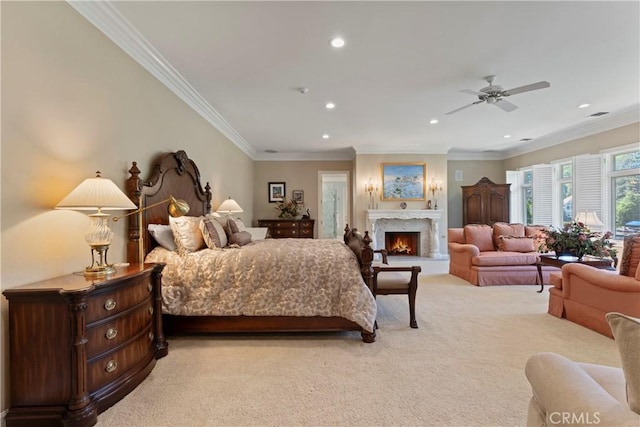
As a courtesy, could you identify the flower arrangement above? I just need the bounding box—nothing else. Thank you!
[275,197,301,219]
[542,221,617,259]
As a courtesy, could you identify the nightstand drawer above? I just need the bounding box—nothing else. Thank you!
[86,299,154,359]
[85,274,152,323]
[87,325,155,393]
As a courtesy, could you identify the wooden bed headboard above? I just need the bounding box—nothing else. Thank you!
[125,150,212,264]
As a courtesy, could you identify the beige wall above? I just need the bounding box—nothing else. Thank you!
[354,154,449,256]
[504,123,640,170]
[253,160,353,236]
[1,2,252,411]
[446,160,506,228]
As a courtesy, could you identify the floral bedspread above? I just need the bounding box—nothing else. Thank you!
[145,239,376,332]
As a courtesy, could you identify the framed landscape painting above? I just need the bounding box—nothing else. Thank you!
[381,163,426,201]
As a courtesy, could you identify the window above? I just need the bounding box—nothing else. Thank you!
[522,169,533,225]
[610,149,640,238]
[559,162,573,224]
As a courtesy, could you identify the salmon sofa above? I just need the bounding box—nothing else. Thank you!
[448,223,559,286]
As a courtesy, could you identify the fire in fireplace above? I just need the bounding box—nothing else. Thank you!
[385,232,420,256]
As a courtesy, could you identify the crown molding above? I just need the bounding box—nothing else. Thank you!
[447,105,639,161]
[67,0,257,159]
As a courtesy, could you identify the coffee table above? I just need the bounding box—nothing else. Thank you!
[536,254,615,293]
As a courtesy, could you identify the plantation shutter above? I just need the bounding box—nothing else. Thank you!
[574,154,604,220]
[533,164,553,226]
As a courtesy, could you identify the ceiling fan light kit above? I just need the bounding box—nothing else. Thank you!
[446,75,550,115]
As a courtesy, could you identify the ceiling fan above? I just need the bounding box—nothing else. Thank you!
[445,75,550,115]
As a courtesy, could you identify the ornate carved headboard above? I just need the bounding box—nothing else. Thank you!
[125,150,212,263]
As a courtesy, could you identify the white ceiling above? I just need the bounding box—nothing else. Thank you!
[73,1,639,160]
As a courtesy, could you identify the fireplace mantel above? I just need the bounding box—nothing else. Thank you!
[366,209,443,258]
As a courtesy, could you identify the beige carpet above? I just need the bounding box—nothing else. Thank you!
[97,260,619,427]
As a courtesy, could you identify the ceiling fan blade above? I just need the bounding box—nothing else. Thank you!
[445,101,482,115]
[503,81,550,96]
[460,89,485,96]
[494,99,518,112]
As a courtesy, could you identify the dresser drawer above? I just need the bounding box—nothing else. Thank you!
[87,326,155,393]
[85,274,152,323]
[271,221,296,229]
[299,227,313,237]
[85,299,154,359]
[273,228,297,237]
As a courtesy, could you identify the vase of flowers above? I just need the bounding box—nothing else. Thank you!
[275,197,301,219]
[542,221,617,260]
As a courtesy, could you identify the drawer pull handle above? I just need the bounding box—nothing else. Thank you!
[149,332,154,341]
[147,283,152,292]
[148,306,154,316]
[105,328,118,340]
[104,299,117,311]
[105,360,118,373]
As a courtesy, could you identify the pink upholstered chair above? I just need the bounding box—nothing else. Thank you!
[548,234,640,337]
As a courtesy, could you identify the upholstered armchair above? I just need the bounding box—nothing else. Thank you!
[525,313,640,426]
[548,234,640,337]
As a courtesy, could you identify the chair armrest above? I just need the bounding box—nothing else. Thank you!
[562,263,640,293]
[448,242,479,268]
[374,249,388,264]
[525,353,638,426]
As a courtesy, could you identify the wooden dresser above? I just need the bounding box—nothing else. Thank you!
[2,263,167,427]
[257,219,315,238]
[461,177,511,226]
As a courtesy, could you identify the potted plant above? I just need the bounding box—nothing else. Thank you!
[542,221,617,260]
[275,197,301,219]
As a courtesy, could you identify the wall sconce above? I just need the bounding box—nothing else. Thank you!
[365,178,378,210]
[428,178,443,209]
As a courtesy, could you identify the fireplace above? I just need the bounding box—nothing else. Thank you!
[385,232,420,256]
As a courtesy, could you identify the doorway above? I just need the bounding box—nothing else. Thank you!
[318,171,349,239]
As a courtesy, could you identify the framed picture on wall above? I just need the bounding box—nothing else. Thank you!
[268,182,286,203]
[381,163,426,201]
[292,190,304,203]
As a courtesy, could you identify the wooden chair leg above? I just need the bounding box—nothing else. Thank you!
[408,287,418,328]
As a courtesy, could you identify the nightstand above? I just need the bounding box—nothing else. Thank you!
[2,263,167,427]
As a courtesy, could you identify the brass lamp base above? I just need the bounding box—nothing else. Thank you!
[84,244,116,277]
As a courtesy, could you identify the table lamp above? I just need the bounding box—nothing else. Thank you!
[216,197,243,216]
[56,171,137,276]
[575,211,604,231]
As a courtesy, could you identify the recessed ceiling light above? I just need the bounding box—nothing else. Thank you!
[325,102,335,110]
[503,134,511,139]
[322,134,330,139]
[578,103,590,109]
[330,37,345,48]
[429,119,438,124]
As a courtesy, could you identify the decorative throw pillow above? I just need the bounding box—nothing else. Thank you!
[148,224,177,251]
[498,236,535,252]
[463,224,494,252]
[606,312,640,414]
[492,222,525,248]
[228,230,252,246]
[620,235,640,278]
[345,228,363,266]
[200,217,228,249]
[525,225,549,252]
[169,216,206,253]
[227,217,247,234]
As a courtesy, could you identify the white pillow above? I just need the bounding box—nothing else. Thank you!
[148,224,177,251]
[606,312,640,414]
[169,216,205,253]
[200,216,228,248]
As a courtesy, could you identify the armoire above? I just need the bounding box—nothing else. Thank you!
[461,177,510,225]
